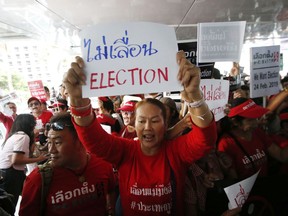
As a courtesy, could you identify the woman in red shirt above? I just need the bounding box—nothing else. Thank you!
[63,51,217,216]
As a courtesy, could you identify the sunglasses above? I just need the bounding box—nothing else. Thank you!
[45,122,73,131]
[52,108,60,112]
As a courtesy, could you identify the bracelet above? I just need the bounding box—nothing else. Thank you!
[70,99,91,111]
[70,104,92,119]
[190,105,210,121]
[185,92,205,108]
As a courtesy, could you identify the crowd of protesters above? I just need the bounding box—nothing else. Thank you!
[0,54,288,216]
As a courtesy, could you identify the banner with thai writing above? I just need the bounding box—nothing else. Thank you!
[250,45,280,98]
[200,79,230,121]
[79,22,180,97]
[197,21,246,62]
[27,80,47,100]
[165,79,229,121]
[224,170,260,209]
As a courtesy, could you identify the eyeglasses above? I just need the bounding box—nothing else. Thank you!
[29,102,40,107]
[45,122,73,131]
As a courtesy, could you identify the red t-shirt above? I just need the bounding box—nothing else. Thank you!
[217,128,272,179]
[19,154,115,216]
[270,133,288,174]
[118,126,137,139]
[73,116,217,216]
[35,110,53,126]
[34,111,53,142]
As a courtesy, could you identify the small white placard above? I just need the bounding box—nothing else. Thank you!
[224,170,260,209]
[197,21,246,62]
[250,45,280,98]
[200,79,230,121]
[79,22,180,98]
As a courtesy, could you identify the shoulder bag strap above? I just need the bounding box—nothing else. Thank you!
[38,160,53,216]
[226,132,258,173]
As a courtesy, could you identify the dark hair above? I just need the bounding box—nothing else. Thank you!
[281,76,288,85]
[57,98,69,109]
[240,84,249,91]
[160,97,179,127]
[48,112,76,134]
[136,98,167,123]
[3,114,36,147]
[230,97,249,108]
[101,97,115,113]
[212,68,221,79]
[44,86,50,93]
[219,98,250,134]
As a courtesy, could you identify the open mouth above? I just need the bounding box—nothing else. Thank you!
[143,134,154,142]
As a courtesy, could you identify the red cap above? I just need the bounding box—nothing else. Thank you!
[117,101,136,112]
[280,113,288,121]
[27,97,40,105]
[228,99,269,118]
[40,99,47,105]
[98,97,109,102]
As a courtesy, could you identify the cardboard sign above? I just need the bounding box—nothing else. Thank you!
[197,21,246,62]
[27,80,47,100]
[200,79,230,121]
[250,45,280,98]
[178,41,215,79]
[79,22,180,98]
[164,79,229,122]
[224,170,260,209]
[178,79,229,121]
[0,92,18,116]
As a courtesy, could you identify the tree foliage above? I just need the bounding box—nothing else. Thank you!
[0,69,29,96]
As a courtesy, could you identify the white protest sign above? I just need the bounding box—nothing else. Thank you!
[200,79,230,121]
[79,22,180,98]
[0,92,18,112]
[224,170,260,209]
[197,21,246,63]
[250,45,280,98]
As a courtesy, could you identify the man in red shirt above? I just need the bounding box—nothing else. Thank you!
[19,113,115,216]
[118,100,137,139]
[27,97,53,145]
